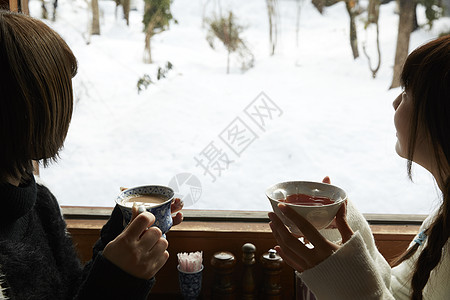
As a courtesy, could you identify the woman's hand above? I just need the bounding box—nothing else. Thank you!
[322,176,339,229]
[170,197,184,226]
[268,198,353,273]
[103,207,169,279]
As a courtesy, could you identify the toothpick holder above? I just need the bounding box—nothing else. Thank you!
[178,264,204,299]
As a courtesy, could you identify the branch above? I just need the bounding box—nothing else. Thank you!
[363,22,381,78]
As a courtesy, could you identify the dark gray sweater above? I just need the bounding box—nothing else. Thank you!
[0,176,154,299]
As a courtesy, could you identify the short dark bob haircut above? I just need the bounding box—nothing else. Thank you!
[0,10,77,182]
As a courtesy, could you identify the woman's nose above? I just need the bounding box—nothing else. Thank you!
[393,93,402,110]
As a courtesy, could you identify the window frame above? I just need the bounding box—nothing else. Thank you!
[64,206,423,297]
[62,206,427,225]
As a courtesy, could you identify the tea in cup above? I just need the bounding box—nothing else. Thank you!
[266,181,346,235]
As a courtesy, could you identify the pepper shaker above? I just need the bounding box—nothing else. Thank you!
[260,249,284,299]
[211,251,236,300]
[241,243,257,299]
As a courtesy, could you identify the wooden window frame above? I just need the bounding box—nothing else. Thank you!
[63,206,424,298]
[7,0,28,14]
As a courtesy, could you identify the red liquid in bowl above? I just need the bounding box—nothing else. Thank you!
[280,193,334,206]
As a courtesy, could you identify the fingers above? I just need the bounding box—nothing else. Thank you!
[132,226,168,261]
[171,198,184,213]
[144,231,169,278]
[139,226,163,247]
[268,212,309,257]
[124,212,155,241]
[277,203,329,249]
[143,234,169,278]
[171,198,184,226]
[172,212,183,226]
[146,250,170,279]
[269,210,339,272]
[274,245,305,273]
[146,234,169,256]
[335,201,353,243]
[322,176,331,184]
[130,203,145,224]
[268,213,312,271]
[103,209,170,280]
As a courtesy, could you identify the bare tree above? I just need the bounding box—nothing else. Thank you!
[363,0,381,78]
[345,0,359,59]
[311,0,360,59]
[201,0,222,27]
[114,0,130,26]
[295,0,304,48]
[123,0,130,25]
[91,0,100,35]
[390,0,414,89]
[206,11,254,73]
[266,0,279,55]
[311,0,340,13]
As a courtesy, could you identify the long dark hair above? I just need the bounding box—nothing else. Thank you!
[391,35,450,300]
[0,10,77,182]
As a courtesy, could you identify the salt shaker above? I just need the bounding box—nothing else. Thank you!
[260,249,284,299]
[241,243,257,299]
[210,251,236,299]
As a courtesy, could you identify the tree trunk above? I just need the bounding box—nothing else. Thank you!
[363,22,381,78]
[345,0,359,59]
[227,50,230,74]
[266,0,277,55]
[311,0,341,14]
[295,0,302,48]
[41,0,48,19]
[91,0,100,35]
[390,0,414,89]
[20,0,29,14]
[368,0,380,24]
[144,30,152,63]
[123,0,130,26]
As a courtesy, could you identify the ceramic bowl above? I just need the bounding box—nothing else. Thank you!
[266,181,346,235]
[116,185,174,234]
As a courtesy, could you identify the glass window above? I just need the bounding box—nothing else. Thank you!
[31,0,449,214]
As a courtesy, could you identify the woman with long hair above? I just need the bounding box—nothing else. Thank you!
[269,35,450,299]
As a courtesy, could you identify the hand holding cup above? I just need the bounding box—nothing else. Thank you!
[267,177,354,272]
[102,206,169,279]
[120,186,184,226]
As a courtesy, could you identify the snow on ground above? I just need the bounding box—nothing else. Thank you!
[31,0,450,214]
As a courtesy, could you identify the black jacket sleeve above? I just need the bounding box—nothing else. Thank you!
[75,252,155,299]
[75,205,155,299]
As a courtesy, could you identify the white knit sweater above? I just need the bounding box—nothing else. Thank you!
[298,201,450,300]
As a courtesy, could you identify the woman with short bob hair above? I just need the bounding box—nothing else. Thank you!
[269,35,450,300]
[0,10,182,299]
[0,10,76,183]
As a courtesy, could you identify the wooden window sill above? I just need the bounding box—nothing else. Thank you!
[64,207,422,298]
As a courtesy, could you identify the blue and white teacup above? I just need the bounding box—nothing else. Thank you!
[116,185,174,235]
